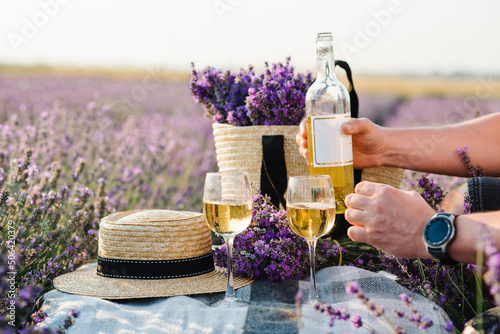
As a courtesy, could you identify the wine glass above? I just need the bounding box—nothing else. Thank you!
[286,175,336,303]
[203,172,253,307]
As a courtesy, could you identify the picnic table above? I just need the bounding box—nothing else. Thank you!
[39,264,448,333]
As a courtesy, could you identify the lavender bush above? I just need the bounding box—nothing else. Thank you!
[0,75,217,332]
[190,57,313,126]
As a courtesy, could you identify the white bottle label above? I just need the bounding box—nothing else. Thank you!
[311,114,353,167]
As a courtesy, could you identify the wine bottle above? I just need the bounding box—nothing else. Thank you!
[305,32,354,214]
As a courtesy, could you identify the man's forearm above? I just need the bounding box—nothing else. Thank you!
[447,211,500,264]
[381,113,500,176]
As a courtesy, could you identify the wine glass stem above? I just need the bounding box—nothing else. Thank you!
[224,237,236,300]
[307,239,319,302]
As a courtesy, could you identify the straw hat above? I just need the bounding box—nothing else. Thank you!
[53,209,253,299]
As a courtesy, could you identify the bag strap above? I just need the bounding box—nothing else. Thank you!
[335,60,359,119]
[260,135,287,209]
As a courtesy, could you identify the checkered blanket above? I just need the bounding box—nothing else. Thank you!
[40,264,449,333]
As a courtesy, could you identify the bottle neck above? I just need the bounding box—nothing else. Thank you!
[316,41,336,81]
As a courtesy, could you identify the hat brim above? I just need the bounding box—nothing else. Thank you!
[53,264,253,300]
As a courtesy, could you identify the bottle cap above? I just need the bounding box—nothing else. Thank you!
[316,32,333,42]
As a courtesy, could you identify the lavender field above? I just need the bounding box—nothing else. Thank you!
[0,74,217,212]
[1,72,499,331]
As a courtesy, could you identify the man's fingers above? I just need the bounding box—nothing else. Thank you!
[298,147,308,158]
[345,193,370,210]
[347,226,368,243]
[341,117,371,135]
[295,132,301,146]
[344,208,369,225]
[299,138,308,149]
[354,181,378,196]
[296,120,309,158]
[296,123,308,145]
[299,119,307,132]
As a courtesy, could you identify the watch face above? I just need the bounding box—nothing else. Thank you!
[424,217,452,246]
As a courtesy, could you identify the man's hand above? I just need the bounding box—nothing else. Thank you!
[345,181,436,259]
[295,117,387,169]
[296,120,309,159]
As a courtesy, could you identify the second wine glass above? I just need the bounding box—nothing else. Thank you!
[286,175,336,303]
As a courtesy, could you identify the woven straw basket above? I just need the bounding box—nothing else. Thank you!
[212,122,405,190]
[213,123,307,191]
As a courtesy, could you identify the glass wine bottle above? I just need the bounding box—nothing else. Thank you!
[305,32,354,214]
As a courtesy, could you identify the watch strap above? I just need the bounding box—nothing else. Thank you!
[427,247,457,265]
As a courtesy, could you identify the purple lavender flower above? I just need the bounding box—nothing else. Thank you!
[246,58,313,126]
[394,310,405,318]
[345,281,360,295]
[443,320,454,332]
[458,146,485,177]
[416,175,445,210]
[350,314,362,328]
[313,301,353,328]
[190,63,253,125]
[190,58,312,126]
[399,291,435,330]
[346,281,385,318]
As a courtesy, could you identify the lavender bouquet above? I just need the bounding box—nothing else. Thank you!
[214,192,344,281]
[190,58,313,126]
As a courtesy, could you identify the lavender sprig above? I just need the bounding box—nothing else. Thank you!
[462,193,472,214]
[346,282,385,318]
[312,301,353,329]
[399,293,434,330]
[416,175,445,211]
[458,147,485,177]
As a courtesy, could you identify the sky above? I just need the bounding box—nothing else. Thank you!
[1,0,500,76]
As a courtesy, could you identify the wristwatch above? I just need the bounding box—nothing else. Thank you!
[423,213,457,264]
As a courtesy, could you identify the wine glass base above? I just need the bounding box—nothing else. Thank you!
[305,297,322,304]
[210,297,250,308]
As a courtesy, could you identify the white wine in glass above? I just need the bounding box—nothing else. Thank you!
[203,202,252,236]
[203,172,253,307]
[287,175,335,303]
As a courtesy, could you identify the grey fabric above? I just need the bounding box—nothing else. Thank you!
[40,264,449,334]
